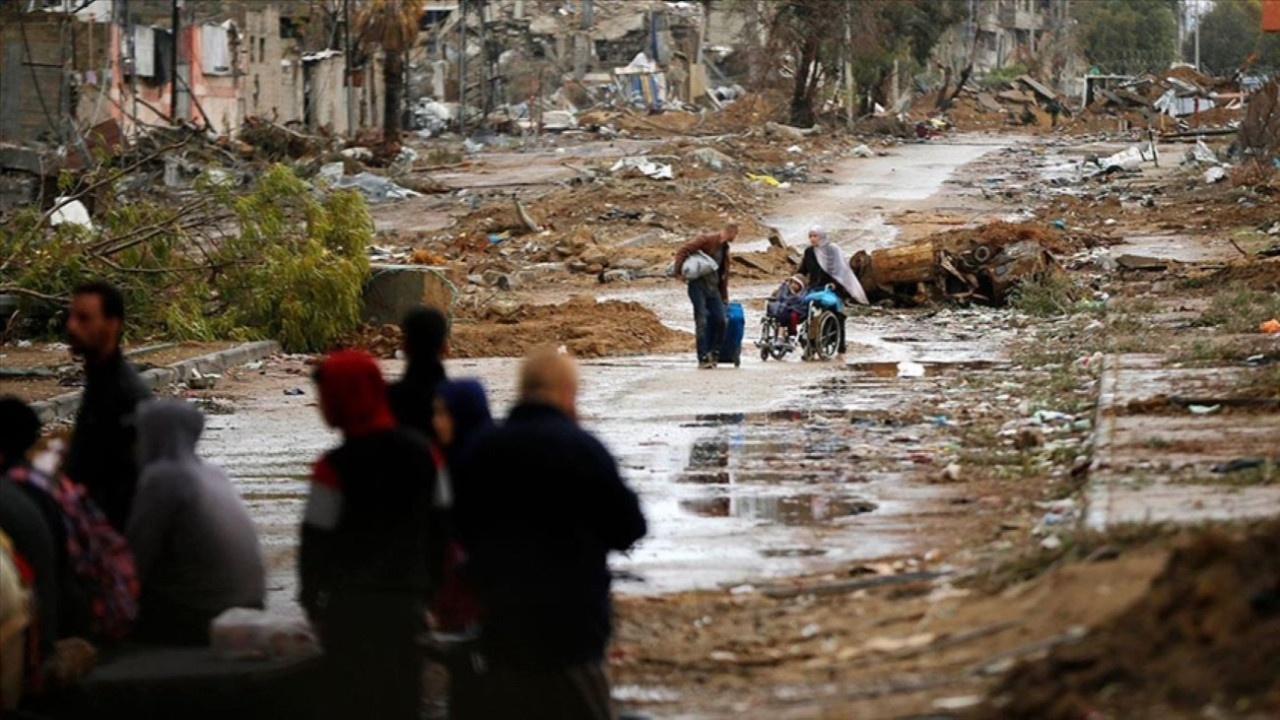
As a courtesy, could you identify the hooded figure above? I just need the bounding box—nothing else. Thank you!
[126,399,265,645]
[434,379,494,468]
[805,226,869,305]
[302,350,438,720]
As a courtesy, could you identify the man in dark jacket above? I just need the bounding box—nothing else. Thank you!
[673,222,736,369]
[387,306,450,440]
[62,281,152,532]
[302,350,439,720]
[454,348,647,720]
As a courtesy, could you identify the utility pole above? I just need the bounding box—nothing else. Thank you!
[169,0,180,122]
[1194,0,1201,71]
[458,0,467,138]
[343,0,353,135]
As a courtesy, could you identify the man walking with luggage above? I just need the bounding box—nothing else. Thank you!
[673,222,736,369]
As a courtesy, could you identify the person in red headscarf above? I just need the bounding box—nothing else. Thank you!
[300,350,439,720]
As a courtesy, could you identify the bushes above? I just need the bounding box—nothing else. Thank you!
[0,164,372,352]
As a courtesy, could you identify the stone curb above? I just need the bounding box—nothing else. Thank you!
[30,340,281,424]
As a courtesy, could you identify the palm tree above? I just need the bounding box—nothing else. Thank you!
[355,0,424,139]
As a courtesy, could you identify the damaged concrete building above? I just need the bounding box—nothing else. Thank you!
[0,0,389,208]
[411,0,714,131]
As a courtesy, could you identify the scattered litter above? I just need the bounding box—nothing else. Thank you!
[1187,404,1222,415]
[1212,458,1266,473]
[283,388,305,396]
[1261,319,1280,334]
[933,696,983,711]
[1041,534,1063,551]
[940,463,962,482]
[688,147,735,171]
[851,144,875,158]
[333,173,422,203]
[488,231,511,244]
[1204,166,1228,184]
[863,633,936,654]
[897,361,926,378]
[340,146,374,162]
[786,145,803,154]
[746,172,782,187]
[611,157,674,180]
[1186,139,1218,165]
[317,162,344,184]
[49,198,94,230]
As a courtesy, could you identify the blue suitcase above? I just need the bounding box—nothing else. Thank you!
[720,301,745,367]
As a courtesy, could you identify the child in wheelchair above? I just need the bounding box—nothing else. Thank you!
[765,275,808,346]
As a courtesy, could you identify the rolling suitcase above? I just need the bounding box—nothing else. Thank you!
[720,301,745,367]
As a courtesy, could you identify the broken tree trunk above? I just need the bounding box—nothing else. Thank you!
[862,243,937,289]
[514,198,543,233]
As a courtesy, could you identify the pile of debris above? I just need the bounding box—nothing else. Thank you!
[975,523,1280,719]
[851,223,1084,306]
[907,64,1251,137]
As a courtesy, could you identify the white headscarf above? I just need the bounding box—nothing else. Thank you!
[810,226,868,305]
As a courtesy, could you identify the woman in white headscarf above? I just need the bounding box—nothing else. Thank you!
[799,225,868,355]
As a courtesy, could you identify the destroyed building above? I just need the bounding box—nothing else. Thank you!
[409,0,717,132]
[0,0,390,209]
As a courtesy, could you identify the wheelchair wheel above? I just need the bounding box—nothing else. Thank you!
[758,317,776,361]
[815,311,841,360]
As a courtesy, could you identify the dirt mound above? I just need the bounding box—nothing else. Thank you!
[451,297,688,359]
[929,221,1105,256]
[974,524,1280,719]
[337,298,689,360]
[1208,256,1280,292]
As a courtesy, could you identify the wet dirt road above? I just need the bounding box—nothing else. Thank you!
[199,137,1019,611]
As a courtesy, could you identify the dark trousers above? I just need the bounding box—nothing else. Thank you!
[452,660,614,720]
[315,591,425,720]
[688,280,725,362]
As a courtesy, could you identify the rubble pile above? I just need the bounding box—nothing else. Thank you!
[851,222,1085,307]
[976,524,1280,719]
[452,296,687,359]
[906,66,1249,138]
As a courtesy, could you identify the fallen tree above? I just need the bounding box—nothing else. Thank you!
[1,163,372,352]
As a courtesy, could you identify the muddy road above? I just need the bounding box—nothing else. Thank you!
[199,136,1023,611]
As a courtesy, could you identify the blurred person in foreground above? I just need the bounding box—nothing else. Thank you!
[453,348,647,720]
[301,350,439,719]
[62,281,152,532]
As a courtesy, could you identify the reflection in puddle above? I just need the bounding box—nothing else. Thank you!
[680,494,877,525]
[844,360,1001,377]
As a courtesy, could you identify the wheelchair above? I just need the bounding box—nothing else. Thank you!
[755,289,843,362]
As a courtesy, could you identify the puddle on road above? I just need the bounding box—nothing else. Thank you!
[680,494,878,525]
[845,360,1000,377]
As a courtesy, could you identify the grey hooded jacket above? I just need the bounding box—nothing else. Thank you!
[127,400,265,641]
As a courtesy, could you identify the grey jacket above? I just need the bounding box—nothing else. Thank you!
[127,400,266,633]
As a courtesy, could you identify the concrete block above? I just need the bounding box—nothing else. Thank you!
[362,264,456,326]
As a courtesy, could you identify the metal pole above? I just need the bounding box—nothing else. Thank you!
[169,0,179,121]
[458,0,467,138]
[1187,0,1198,69]
[343,0,353,135]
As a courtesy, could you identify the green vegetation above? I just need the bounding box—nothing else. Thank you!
[1196,284,1280,334]
[1073,0,1179,75]
[1009,272,1079,317]
[0,164,372,352]
[978,63,1030,90]
[1190,0,1280,76]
